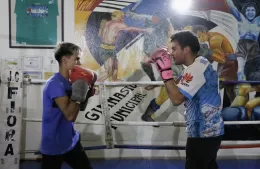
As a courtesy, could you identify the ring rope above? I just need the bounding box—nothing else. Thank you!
[29,143,260,155]
[28,79,165,86]
[25,79,260,85]
[220,80,260,84]
[22,118,260,126]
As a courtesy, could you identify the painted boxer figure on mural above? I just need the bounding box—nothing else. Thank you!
[126,10,182,89]
[125,10,184,123]
[191,25,238,103]
[97,10,152,82]
[222,0,260,121]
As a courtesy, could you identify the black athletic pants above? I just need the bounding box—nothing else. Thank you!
[185,135,222,169]
[41,141,92,169]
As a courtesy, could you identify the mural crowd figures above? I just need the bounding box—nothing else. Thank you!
[75,0,260,141]
[222,0,260,140]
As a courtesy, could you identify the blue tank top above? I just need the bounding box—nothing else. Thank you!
[40,73,79,155]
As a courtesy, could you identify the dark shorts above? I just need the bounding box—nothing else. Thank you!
[244,57,260,81]
[236,39,260,62]
[185,135,222,169]
[99,45,116,64]
[41,141,92,169]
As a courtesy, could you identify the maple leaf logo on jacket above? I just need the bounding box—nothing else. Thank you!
[181,73,193,84]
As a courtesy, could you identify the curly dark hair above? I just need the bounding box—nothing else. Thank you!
[170,31,200,55]
[54,42,81,64]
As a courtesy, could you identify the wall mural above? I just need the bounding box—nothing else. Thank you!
[74,0,260,141]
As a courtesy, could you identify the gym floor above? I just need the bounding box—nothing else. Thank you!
[20,159,260,169]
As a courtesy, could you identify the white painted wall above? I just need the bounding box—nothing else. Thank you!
[1,0,260,160]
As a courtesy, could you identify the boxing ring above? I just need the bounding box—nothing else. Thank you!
[21,79,260,156]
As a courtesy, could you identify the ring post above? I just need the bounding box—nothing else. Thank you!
[99,82,114,149]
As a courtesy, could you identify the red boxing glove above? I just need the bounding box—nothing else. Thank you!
[150,48,173,82]
[70,65,97,84]
[69,65,97,97]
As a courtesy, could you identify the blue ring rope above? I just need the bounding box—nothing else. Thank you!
[33,145,185,155]
[220,80,260,84]
[113,145,186,150]
[33,143,260,155]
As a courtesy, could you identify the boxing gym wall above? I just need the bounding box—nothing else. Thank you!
[1,0,260,168]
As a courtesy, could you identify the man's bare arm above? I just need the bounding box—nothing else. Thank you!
[123,26,149,32]
[167,19,175,36]
[55,96,80,122]
[164,79,186,106]
[119,23,151,33]
[175,76,182,84]
[98,19,106,37]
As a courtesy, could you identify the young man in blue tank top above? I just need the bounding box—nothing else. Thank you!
[150,31,224,169]
[40,43,93,169]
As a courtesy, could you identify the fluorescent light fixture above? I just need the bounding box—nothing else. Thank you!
[171,0,192,14]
